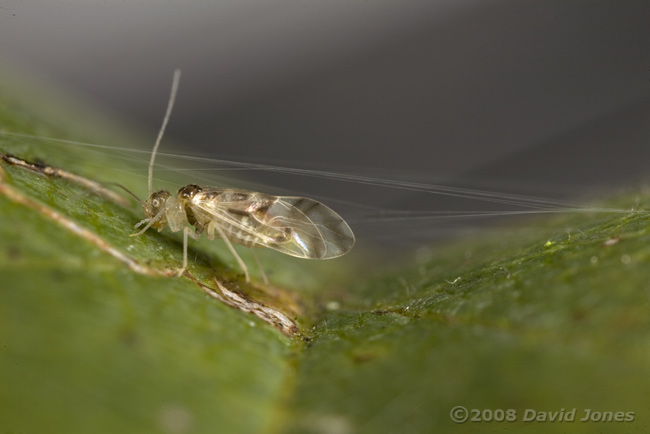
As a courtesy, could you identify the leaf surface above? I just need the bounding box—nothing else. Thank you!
[1,73,649,434]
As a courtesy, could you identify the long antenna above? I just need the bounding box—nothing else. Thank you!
[149,69,181,195]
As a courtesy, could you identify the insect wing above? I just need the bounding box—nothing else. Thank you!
[190,190,354,259]
[263,196,355,259]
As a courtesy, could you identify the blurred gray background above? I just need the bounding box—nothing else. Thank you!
[1,0,649,245]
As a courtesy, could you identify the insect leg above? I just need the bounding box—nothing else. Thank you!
[211,222,251,283]
[130,208,166,236]
[177,226,189,276]
[250,248,270,286]
[178,226,201,276]
[134,218,149,229]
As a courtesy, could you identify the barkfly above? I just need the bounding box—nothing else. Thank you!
[131,70,355,283]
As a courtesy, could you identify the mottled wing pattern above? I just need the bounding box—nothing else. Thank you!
[189,189,355,259]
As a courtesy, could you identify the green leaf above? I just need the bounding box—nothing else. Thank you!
[1,71,649,434]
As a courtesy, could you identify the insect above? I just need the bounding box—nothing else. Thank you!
[131,70,355,283]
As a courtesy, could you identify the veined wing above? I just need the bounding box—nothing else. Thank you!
[190,189,355,259]
[263,196,355,259]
